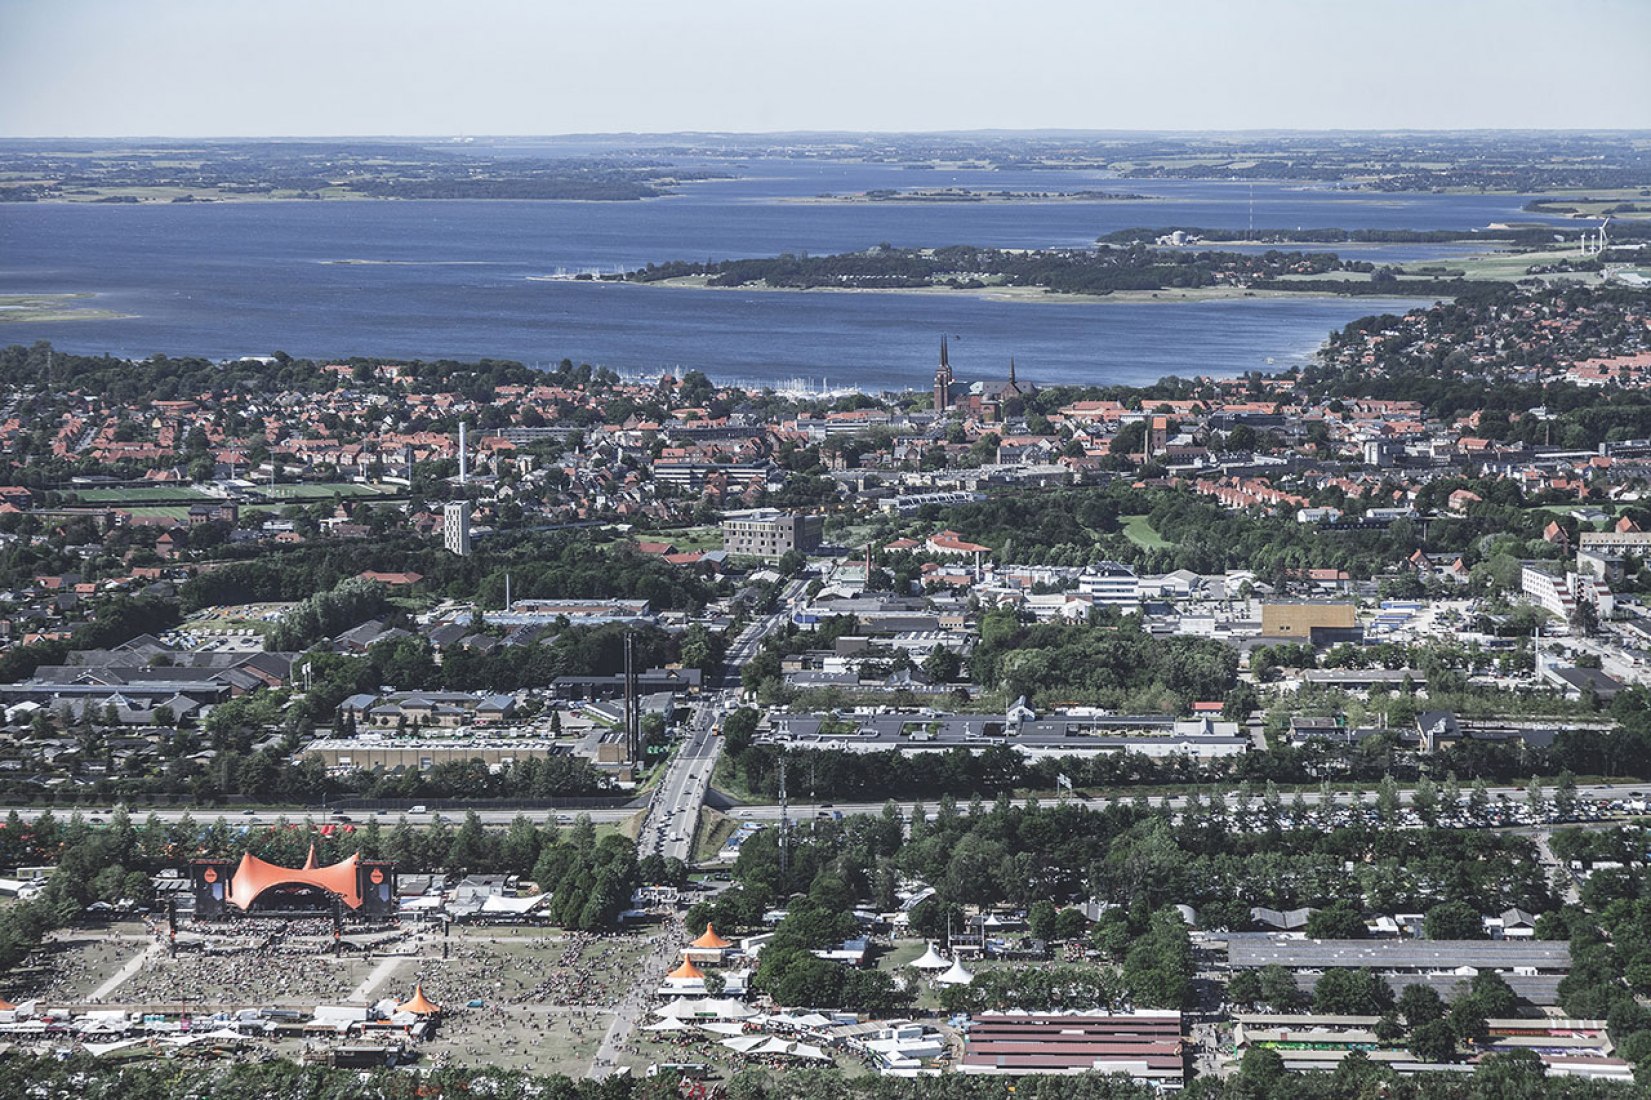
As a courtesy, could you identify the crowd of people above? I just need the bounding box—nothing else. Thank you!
[5,908,839,1081]
[117,947,367,1006]
[15,932,138,1002]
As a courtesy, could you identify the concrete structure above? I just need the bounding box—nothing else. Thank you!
[1229,938,1570,973]
[472,598,652,628]
[762,711,1248,760]
[550,666,701,701]
[721,509,823,561]
[303,737,572,771]
[1259,601,1358,643]
[443,501,471,557]
[1522,563,1613,623]
[1577,529,1651,554]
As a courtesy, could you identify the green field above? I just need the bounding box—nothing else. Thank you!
[1429,245,1604,284]
[116,505,193,521]
[648,525,724,553]
[246,482,403,501]
[691,806,739,864]
[1122,514,1171,549]
[67,486,212,504]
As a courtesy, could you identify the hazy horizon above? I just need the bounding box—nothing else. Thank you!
[4,127,1650,142]
[3,0,1648,138]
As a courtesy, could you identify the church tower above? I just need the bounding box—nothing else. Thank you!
[934,336,953,412]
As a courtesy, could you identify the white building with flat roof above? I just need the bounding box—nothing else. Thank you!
[1078,561,1140,608]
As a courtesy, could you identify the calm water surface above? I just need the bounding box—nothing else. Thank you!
[0,159,1565,388]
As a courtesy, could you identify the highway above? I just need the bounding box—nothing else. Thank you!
[638,577,808,863]
[591,577,808,1081]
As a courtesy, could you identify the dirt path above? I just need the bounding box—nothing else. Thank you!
[89,942,162,1002]
[349,955,407,1003]
[589,920,682,1077]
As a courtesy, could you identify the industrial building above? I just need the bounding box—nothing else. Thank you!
[1228,937,1571,973]
[961,1012,1184,1086]
[762,710,1248,760]
[1258,601,1359,644]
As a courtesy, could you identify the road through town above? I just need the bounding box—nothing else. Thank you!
[590,578,807,1078]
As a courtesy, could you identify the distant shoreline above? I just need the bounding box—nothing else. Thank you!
[611,273,1446,307]
[779,189,1161,206]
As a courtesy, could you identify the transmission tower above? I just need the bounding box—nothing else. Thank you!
[777,755,791,877]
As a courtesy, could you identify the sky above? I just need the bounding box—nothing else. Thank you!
[2,0,1648,137]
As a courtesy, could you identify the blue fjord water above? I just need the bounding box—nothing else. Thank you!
[0,159,1566,389]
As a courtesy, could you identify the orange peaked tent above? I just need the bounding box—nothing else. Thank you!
[667,958,705,981]
[0,996,13,1012]
[690,923,732,950]
[397,984,441,1016]
[224,850,364,911]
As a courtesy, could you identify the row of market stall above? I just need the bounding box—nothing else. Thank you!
[0,986,444,1057]
[642,997,952,1075]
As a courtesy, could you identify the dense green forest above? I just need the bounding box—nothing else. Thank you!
[3,1052,1646,1100]
[178,530,721,614]
[0,811,644,972]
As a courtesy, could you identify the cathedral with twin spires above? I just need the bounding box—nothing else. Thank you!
[933,336,1031,421]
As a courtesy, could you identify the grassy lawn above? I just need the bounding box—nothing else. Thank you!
[69,486,213,503]
[1122,514,1171,549]
[1527,503,1626,518]
[651,526,724,553]
[246,482,403,501]
[1427,246,1603,283]
[691,806,739,864]
[113,505,193,521]
[875,939,1024,1013]
[609,809,646,843]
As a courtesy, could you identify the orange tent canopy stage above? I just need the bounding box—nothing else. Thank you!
[690,923,733,950]
[225,850,364,911]
[398,984,441,1016]
[667,958,705,981]
[0,996,13,1012]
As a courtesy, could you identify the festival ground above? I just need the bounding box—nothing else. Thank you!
[9,918,680,1076]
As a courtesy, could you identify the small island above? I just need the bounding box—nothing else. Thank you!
[618,243,1499,301]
